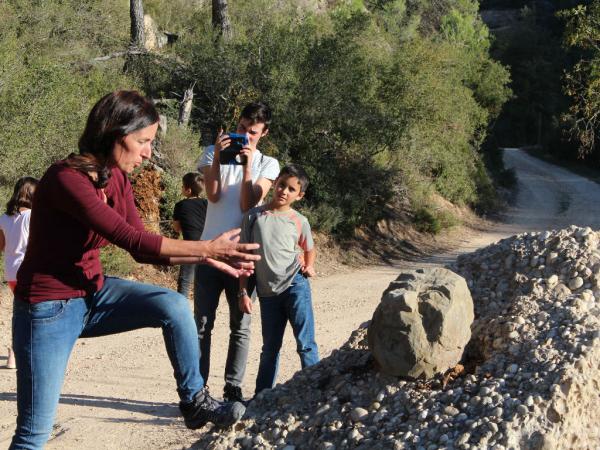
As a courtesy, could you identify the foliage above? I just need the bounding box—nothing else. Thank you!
[100,245,139,277]
[560,1,600,159]
[0,0,511,238]
[483,0,600,168]
[129,0,510,235]
[413,207,459,234]
[0,0,135,194]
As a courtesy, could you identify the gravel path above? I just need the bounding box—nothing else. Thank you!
[0,149,599,449]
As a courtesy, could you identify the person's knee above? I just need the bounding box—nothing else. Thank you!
[169,290,190,310]
[159,291,193,322]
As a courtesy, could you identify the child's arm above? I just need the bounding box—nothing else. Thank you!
[238,275,253,314]
[301,248,316,277]
[172,220,182,236]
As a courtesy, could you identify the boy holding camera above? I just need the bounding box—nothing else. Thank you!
[238,164,320,395]
[195,102,280,402]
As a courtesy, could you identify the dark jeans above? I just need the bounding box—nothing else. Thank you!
[194,265,253,388]
[255,272,319,394]
[177,263,196,299]
[10,277,203,450]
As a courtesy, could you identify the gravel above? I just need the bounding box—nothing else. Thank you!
[194,226,600,450]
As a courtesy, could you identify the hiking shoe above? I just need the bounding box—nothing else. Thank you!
[223,383,245,403]
[179,387,245,429]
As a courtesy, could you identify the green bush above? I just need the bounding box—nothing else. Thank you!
[413,207,459,234]
[100,245,138,278]
[1,0,511,239]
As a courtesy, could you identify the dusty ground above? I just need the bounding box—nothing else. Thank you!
[1,149,600,449]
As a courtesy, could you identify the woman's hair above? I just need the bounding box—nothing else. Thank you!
[6,177,39,216]
[65,90,159,188]
[182,172,204,196]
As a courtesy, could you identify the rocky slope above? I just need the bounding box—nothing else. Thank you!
[194,226,600,450]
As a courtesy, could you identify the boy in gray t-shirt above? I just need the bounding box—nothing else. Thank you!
[238,164,319,394]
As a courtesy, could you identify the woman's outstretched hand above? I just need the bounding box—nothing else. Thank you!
[204,228,260,277]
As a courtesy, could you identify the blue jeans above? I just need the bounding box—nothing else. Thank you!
[194,265,252,387]
[177,263,196,299]
[10,277,203,450]
[255,273,319,394]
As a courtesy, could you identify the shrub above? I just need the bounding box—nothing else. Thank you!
[413,206,459,234]
[100,245,138,278]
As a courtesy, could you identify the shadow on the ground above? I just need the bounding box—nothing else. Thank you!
[0,392,179,419]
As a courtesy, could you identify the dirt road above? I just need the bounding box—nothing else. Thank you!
[1,149,599,449]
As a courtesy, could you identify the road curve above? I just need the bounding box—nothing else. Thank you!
[503,148,600,232]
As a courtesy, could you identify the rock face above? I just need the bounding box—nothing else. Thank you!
[195,226,600,450]
[368,268,474,379]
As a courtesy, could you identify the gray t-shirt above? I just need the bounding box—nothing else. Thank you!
[241,205,314,297]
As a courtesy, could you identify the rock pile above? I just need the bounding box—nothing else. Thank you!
[368,268,474,378]
[196,226,600,450]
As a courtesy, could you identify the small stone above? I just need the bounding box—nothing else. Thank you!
[479,387,492,396]
[569,277,584,290]
[507,364,519,374]
[517,404,529,415]
[491,407,503,418]
[444,406,459,416]
[348,428,362,441]
[547,252,559,265]
[350,407,368,422]
[546,275,559,287]
[458,432,471,445]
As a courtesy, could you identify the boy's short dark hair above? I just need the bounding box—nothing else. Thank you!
[278,164,309,193]
[182,172,204,196]
[240,102,272,131]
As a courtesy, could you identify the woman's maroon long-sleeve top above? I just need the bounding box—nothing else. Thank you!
[16,162,165,303]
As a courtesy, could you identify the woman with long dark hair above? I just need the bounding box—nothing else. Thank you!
[10,91,258,449]
[0,176,38,369]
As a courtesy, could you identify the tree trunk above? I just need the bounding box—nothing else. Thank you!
[130,0,145,49]
[178,85,195,127]
[212,0,232,41]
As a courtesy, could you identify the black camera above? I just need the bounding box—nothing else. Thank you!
[219,133,249,165]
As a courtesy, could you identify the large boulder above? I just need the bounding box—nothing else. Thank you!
[368,267,474,378]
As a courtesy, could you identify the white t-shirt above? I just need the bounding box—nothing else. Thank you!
[198,146,280,240]
[0,209,31,281]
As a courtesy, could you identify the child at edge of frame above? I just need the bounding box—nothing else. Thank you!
[237,163,320,395]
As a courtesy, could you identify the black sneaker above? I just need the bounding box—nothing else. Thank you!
[223,383,245,403]
[179,387,245,429]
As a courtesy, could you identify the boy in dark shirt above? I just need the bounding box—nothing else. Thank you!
[172,172,208,299]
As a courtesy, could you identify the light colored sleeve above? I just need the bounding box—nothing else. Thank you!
[298,216,314,251]
[23,210,31,240]
[197,145,215,170]
[259,156,280,181]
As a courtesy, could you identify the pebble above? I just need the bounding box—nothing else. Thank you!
[491,407,503,418]
[569,277,584,290]
[350,407,368,422]
[444,406,459,416]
